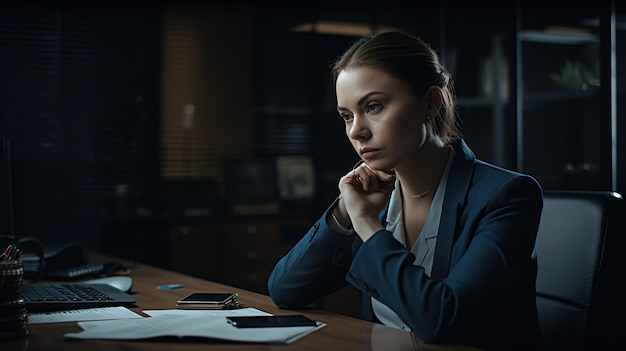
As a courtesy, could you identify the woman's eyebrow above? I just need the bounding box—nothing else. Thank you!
[337,91,384,111]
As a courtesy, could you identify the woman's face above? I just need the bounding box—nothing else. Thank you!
[336,66,429,172]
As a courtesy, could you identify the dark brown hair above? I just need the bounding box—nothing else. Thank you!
[331,31,461,145]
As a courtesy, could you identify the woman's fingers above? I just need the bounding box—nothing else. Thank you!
[350,162,394,193]
[353,166,374,192]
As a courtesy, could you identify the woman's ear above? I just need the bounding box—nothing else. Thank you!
[426,86,443,114]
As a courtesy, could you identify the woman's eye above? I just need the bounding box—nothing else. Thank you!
[339,113,353,122]
[366,102,381,113]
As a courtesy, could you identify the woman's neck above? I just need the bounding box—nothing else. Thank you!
[394,142,450,200]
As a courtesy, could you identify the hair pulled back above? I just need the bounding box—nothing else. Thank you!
[331,31,461,145]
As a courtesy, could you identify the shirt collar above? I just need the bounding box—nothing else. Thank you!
[385,147,456,243]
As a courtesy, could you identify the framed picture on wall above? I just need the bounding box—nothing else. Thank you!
[276,156,315,200]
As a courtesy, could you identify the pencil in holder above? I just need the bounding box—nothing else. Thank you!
[0,259,29,336]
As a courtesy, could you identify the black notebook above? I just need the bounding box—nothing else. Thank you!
[23,283,136,313]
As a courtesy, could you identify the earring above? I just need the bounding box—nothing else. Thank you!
[426,101,434,121]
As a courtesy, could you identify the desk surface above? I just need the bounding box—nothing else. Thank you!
[2,253,481,351]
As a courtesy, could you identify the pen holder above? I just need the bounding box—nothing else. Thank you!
[0,259,28,336]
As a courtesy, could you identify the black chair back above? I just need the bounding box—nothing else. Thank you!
[535,190,624,350]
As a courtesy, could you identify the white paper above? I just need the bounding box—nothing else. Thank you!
[64,307,325,344]
[143,307,271,318]
[28,306,143,324]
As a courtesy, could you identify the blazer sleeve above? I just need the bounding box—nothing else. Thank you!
[345,174,543,343]
[267,197,362,309]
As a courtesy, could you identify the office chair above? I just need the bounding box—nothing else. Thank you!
[534,190,624,350]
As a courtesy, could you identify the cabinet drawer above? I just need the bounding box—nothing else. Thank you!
[221,218,311,293]
[224,221,279,244]
[223,220,307,256]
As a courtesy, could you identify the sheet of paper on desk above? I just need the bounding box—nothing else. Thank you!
[28,306,143,324]
[64,307,325,344]
[142,307,272,318]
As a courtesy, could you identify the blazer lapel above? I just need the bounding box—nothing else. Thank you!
[430,139,475,280]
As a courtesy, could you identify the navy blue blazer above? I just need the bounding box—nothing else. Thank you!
[267,139,543,350]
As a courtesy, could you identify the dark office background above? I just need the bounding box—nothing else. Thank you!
[1,0,624,283]
[1,1,161,250]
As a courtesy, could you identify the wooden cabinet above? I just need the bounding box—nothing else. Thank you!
[222,221,282,294]
[219,216,362,316]
[100,215,311,295]
[221,217,310,294]
[102,215,311,295]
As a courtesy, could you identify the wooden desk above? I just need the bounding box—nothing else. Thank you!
[2,253,481,351]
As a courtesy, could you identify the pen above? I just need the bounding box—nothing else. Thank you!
[0,245,10,262]
[0,244,20,263]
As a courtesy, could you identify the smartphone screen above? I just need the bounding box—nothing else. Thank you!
[226,315,318,328]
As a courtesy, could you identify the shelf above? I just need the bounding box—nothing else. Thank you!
[523,89,597,106]
[520,30,598,45]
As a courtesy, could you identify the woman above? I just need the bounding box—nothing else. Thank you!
[267,31,543,350]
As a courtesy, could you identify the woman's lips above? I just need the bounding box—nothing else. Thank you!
[360,148,380,160]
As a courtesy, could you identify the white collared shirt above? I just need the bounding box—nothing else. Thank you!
[371,147,455,331]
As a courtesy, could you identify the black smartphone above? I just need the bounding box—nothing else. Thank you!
[226,315,319,328]
[176,293,238,309]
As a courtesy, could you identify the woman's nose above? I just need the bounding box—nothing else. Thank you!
[348,115,370,140]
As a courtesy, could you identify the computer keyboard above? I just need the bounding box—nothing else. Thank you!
[23,283,136,312]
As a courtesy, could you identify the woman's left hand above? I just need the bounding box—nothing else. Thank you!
[338,162,395,241]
